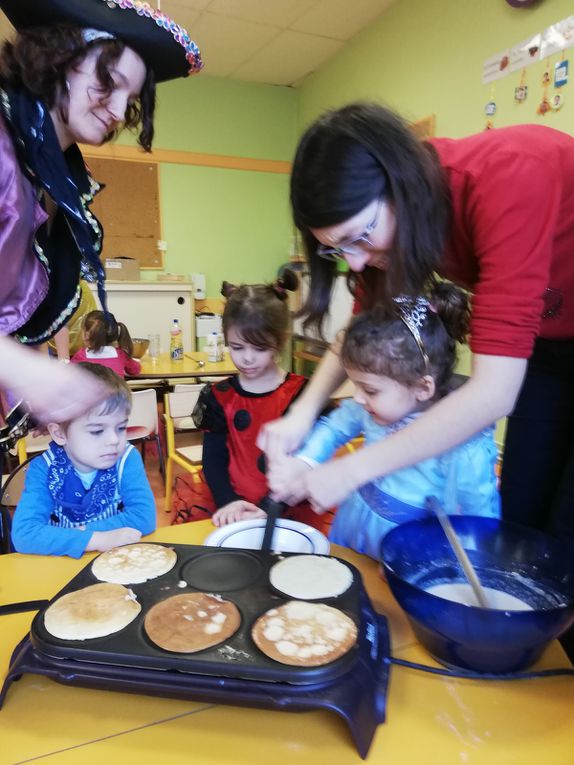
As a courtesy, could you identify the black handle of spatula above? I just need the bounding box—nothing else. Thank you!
[260,496,286,553]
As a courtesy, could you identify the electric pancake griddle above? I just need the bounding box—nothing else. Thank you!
[0,544,391,758]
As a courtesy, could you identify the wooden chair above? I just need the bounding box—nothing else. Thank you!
[164,387,205,514]
[127,388,165,476]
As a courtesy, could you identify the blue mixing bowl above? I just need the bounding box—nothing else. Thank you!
[380,516,574,674]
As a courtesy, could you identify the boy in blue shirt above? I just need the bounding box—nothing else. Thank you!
[12,363,156,558]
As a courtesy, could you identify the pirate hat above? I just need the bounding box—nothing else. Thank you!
[0,0,202,82]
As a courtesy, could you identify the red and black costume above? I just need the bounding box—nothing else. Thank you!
[193,374,330,532]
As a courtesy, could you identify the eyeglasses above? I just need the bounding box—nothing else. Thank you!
[316,198,383,262]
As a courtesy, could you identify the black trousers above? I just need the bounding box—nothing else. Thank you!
[501,338,574,541]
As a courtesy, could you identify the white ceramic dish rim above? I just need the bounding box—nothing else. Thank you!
[203,518,330,555]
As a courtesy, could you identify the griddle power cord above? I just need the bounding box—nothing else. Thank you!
[386,655,574,680]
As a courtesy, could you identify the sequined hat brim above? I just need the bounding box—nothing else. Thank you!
[0,0,203,82]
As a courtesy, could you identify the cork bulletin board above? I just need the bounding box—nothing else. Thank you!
[86,157,163,269]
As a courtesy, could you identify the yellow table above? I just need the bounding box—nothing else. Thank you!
[133,351,237,380]
[0,522,572,765]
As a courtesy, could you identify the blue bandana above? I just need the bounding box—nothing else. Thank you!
[46,442,120,527]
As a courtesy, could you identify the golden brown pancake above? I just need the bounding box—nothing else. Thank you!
[269,555,353,600]
[44,583,141,641]
[144,592,241,653]
[92,543,177,584]
[252,600,357,667]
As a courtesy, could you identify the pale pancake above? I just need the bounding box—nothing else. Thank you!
[44,583,141,641]
[144,592,241,653]
[92,543,177,584]
[269,555,353,600]
[252,601,357,667]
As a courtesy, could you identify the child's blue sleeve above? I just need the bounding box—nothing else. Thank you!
[296,399,365,464]
[11,456,92,558]
[94,447,156,536]
[448,427,501,518]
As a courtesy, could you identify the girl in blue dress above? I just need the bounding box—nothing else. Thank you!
[270,282,500,560]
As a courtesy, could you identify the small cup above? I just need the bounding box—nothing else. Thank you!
[148,333,160,359]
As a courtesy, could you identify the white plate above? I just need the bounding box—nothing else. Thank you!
[204,518,330,555]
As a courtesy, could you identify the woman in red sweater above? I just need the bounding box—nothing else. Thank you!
[260,102,574,542]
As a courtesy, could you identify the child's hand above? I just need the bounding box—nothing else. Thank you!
[212,501,266,527]
[87,527,143,552]
[267,456,312,506]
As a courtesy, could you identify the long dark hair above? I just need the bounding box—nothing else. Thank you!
[291,102,451,336]
[0,25,156,151]
[221,269,298,353]
[83,310,134,357]
[342,282,470,400]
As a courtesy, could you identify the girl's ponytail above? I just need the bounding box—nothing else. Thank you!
[273,267,299,301]
[117,322,134,357]
[429,282,470,344]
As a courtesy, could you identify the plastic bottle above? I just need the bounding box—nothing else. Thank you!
[206,331,219,363]
[216,331,225,362]
[169,319,184,361]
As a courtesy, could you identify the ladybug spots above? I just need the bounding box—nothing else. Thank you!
[233,409,251,431]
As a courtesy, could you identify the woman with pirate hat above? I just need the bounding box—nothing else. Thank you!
[0,0,202,425]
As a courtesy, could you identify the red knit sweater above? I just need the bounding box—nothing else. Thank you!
[430,124,574,358]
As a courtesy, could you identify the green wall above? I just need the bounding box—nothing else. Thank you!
[298,0,574,138]
[118,75,298,294]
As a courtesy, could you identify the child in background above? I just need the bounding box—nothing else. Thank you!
[12,363,156,558]
[269,283,500,560]
[72,310,141,377]
[192,270,327,531]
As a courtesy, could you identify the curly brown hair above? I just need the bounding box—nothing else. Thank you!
[0,25,156,151]
[341,282,470,400]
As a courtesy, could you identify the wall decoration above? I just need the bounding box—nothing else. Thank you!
[482,49,510,84]
[540,16,574,59]
[554,57,569,87]
[551,92,564,111]
[514,69,528,102]
[537,60,552,115]
[509,34,541,72]
[505,0,540,7]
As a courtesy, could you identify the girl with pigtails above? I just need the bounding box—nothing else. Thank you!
[71,310,141,378]
[192,269,328,532]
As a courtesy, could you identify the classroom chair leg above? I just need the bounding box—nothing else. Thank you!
[165,458,173,513]
[155,434,165,481]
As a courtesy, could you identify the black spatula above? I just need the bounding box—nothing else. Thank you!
[259,495,286,553]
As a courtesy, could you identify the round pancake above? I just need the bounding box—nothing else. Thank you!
[144,592,241,653]
[44,583,141,641]
[269,555,353,600]
[252,600,357,667]
[92,543,177,584]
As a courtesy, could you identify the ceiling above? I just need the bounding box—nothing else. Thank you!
[0,0,396,87]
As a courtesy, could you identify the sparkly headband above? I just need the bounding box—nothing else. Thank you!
[393,296,431,372]
[101,0,203,75]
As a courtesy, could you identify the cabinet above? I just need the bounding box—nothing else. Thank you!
[89,281,195,353]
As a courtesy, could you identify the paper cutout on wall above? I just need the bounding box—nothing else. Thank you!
[482,50,511,84]
[509,33,541,72]
[540,16,574,59]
